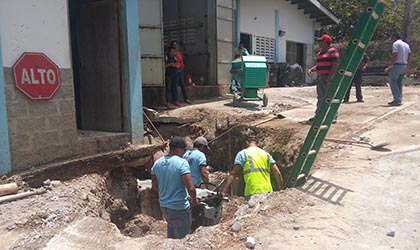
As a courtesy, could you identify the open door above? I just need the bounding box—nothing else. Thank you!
[69,0,124,132]
[139,0,165,86]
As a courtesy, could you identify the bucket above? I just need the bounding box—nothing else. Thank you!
[184,74,192,86]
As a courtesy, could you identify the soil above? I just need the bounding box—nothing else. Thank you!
[1,85,420,249]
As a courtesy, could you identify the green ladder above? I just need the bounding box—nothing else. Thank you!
[285,0,388,188]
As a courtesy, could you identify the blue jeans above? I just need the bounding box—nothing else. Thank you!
[165,72,179,103]
[389,64,407,102]
[161,206,191,239]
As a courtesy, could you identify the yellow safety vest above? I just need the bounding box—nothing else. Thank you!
[242,147,272,196]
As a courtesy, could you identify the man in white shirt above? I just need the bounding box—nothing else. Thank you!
[384,34,411,106]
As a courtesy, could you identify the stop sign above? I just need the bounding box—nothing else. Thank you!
[12,52,61,100]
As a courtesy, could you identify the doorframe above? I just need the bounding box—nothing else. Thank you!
[122,0,144,143]
[0,32,12,175]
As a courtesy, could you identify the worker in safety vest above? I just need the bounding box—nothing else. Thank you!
[221,135,283,199]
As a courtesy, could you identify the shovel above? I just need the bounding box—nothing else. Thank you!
[325,138,390,151]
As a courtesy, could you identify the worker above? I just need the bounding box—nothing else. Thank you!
[307,34,339,123]
[151,136,199,239]
[234,41,250,59]
[183,136,210,188]
[221,135,283,200]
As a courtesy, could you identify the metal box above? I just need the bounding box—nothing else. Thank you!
[230,56,268,106]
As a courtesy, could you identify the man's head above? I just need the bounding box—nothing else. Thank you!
[193,136,210,151]
[238,41,244,49]
[318,34,332,49]
[169,136,187,157]
[391,34,401,43]
[246,135,258,146]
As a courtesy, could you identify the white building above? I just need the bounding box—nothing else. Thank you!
[237,0,338,83]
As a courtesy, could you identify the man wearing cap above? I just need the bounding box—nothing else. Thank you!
[151,136,198,239]
[384,34,411,106]
[221,135,283,199]
[307,34,340,122]
[183,136,210,188]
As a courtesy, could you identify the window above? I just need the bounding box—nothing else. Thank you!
[255,36,275,62]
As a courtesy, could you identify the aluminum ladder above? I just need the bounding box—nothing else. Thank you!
[285,0,388,188]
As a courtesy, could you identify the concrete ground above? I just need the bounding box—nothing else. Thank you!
[1,85,419,249]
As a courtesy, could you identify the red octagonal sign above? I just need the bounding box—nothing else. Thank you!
[13,52,61,100]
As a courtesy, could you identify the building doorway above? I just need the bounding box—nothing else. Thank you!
[69,0,125,132]
[240,33,252,54]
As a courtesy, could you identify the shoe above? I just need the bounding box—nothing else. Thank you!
[388,101,402,106]
[174,101,181,107]
[357,99,364,103]
[332,118,337,124]
[343,100,349,103]
[185,99,192,104]
[165,102,171,108]
[388,100,399,105]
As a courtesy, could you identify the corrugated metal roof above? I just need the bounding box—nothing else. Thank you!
[285,0,339,25]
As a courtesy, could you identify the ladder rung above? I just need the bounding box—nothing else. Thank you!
[297,174,306,180]
[344,71,353,77]
[326,98,341,104]
[307,150,317,156]
[358,42,366,49]
[313,125,329,131]
[301,149,317,157]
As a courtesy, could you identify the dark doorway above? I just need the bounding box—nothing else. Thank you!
[286,41,305,66]
[240,33,252,54]
[163,0,212,84]
[69,0,124,132]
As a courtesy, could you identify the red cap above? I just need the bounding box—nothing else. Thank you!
[320,34,332,45]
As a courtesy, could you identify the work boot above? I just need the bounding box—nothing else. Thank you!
[388,100,401,106]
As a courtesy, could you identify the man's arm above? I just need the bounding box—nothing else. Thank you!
[326,61,339,85]
[407,52,411,73]
[307,66,316,76]
[151,175,159,192]
[181,173,199,207]
[385,53,398,73]
[199,165,210,189]
[221,165,241,197]
[271,163,284,190]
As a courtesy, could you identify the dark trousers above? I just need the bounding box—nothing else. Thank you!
[166,72,179,103]
[345,70,363,101]
[178,70,188,102]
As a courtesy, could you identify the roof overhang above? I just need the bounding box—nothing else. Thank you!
[286,0,339,25]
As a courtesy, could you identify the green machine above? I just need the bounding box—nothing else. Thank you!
[230,55,268,107]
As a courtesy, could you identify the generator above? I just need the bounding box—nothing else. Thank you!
[191,184,224,231]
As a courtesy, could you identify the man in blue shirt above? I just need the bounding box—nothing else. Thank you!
[151,137,198,239]
[183,136,210,188]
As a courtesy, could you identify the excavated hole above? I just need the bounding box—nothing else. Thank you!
[97,122,302,238]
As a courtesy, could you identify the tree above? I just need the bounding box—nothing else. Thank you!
[320,0,420,42]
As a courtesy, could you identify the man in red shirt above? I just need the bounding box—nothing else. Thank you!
[307,34,339,123]
[169,41,191,104]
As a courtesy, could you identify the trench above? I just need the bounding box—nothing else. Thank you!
[100,122,302,238]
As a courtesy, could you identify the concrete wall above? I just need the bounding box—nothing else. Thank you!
[0,0,129,171]
[240,0,315,64]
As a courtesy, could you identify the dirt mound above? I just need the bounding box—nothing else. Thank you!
[122,214,166,238]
